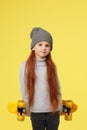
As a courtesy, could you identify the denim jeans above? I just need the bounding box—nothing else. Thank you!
[30,111,60,130]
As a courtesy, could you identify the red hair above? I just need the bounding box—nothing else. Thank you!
[25,51,59,112]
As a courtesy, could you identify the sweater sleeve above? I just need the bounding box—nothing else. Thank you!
[55,67,63,112]
[19,62,28,104]
[55,67,62,96]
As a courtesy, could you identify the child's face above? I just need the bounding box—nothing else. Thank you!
[32,41,51,59]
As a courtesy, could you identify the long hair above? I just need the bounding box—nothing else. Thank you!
[25,51,59,112]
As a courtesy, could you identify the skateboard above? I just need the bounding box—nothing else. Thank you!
[7,99,78,121]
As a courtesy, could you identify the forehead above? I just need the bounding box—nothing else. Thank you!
[37,41,50,45]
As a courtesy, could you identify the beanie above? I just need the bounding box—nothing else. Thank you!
[30,27,53,50]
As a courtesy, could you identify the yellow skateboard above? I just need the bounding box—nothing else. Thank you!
[7,99,78,121]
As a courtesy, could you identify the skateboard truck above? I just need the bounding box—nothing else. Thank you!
[17,100,26,121]
[61,100,78,121]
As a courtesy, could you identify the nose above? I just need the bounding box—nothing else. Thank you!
[42,45,46,50]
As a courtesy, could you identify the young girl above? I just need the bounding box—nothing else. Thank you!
[20,27,62,130]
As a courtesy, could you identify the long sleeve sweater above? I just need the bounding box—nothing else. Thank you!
[19,58,62,113]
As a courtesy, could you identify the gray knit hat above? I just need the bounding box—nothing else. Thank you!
[30,27,53,50]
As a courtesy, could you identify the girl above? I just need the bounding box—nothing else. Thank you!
[20,27,62,130]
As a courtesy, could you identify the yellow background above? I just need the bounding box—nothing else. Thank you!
[0,0,87,130]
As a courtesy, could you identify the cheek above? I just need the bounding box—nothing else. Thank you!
[47,48,50,52]
[46,50,50,55]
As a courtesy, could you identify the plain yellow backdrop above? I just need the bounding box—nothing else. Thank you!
[0,0,87,130]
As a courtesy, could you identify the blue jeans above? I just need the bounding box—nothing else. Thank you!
[30,111,60,130]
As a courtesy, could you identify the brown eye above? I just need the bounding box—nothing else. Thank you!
[38,43,42,46]
[45,44,50,47]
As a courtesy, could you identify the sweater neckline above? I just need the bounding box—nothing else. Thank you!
[35,58,46,66]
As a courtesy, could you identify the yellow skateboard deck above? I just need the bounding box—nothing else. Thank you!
[7,99,78,121]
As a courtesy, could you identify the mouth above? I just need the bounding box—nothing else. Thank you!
[40,51,46,53]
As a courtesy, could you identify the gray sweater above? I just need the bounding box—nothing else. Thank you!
[19,58,62,113]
